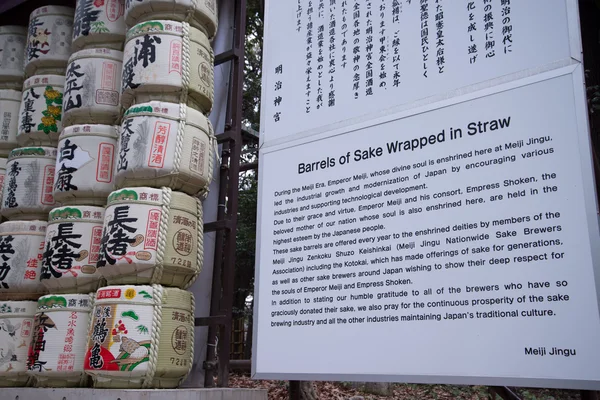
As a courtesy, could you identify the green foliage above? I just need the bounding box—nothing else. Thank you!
[121,310,140,320]
[136,324,149,334]
[243,0,263,131]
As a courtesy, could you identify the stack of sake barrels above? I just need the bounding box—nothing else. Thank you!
[0,0,217,390]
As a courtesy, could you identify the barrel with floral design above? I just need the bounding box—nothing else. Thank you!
[0,301,37,387]
[0,26,27,90]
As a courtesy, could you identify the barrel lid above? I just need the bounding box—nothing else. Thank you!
[37,294,92,312]
[30,5,75,18]
[0,157,7,169]
[23,74,65,90]
[123,101,212,136]
[95,285,155,306]
[9,147,58,160]
[48,206,105,224]
[0,301,38,316]
[68,48,124,64]
[125,20,209,46]
[60,124,119,139]
[0,220,47,235]
[0,89,22,101]
[0,26,27,36]
[107,187,198,216]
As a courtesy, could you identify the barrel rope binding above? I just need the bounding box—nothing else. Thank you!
[171,103,187,187]
[179,291,195,385]
[81,292,95,387]
[150,187,172,285]
[183,197,203,290]
[143,284,164,388]
[180,22,191,107]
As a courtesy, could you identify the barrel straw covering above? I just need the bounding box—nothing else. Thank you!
[0,301,37,387]
[53,124,118,205]
[72,0,126,51]
[1,147,57,221]
[0,221,47,301]
[116,101,216,196]
[0,26,27,90]
[27,293,93,387]
[0,90,22,156]
[120,20,214,114]
[96,187,203,289]
[41,206,106,294]
[24,6,75,78]
[125,0,218,40]
[84,284,194,388]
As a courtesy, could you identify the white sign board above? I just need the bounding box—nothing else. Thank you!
[254,0,600,390]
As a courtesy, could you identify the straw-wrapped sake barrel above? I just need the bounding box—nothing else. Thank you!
[0,90,22,156]
[24,6,75,78]
[72,0,126,51]
[96,187,202,289]
[53,124,118,205]
[116,101,215,196]
[0,301,37,387]
[63,49,123,127]
[125,0,217,40]
[0,221,47,300]
[17,75,65,147]
[27,293,93,387]
[84,284,193,388]
[1,147,57,221]
[121,20,214,114]
[0,157,6,193]
[41,206,105,294]
[0,26,27,90]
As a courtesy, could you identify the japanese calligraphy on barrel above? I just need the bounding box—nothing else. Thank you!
[0,221,47,301]
[63,49,123,127]
[0,301,37,387]
[72,0,126,51]
[0,26,28,90]
[41,206,105,294]
[121,20,214,114]
[24,6,75,78]
[54,124,118,205]
[125,0,217,41]
[27,293,93,387]
[96,187,202,289]
[17,75,65,147]
[116,101,215,196]
[0,90,20,157]
[84,285,193,388]
[1,147,57,221]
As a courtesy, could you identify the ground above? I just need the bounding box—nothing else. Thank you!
[229,373,584,399]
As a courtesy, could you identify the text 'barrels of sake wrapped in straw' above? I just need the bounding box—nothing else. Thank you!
[62,48,123,127]
[120,20,214,114]
[24,6,75,78]
[27,293,93,387]
[84,285,194,388]
[116,101,215,196]
[1,147,57,221]
[41,206,106,294]
[53,124,118,205]
[0,26,27,90]
[0,90,21,157]
[96,187,203,289]
[0,301,37,387]
[0,221,47,301]
[72,0,126,51]
[17,75,65,147]
[125,0,218,41]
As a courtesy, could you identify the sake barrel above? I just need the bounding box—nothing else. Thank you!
[0,157,6,195]
[84,285,193,388]
[41,206,105,294]
[0,26,27,90]
[27,293,92,387]
[54,124,118,205]
[24,6,75,78]
[125,0,217,40]
[72,0,126,51]
[63,49,123,127]
[0,90,21,156]
[17,75,65,147]
[0,301,37,387]
[97,187,202,289]
[121,20,214,114]
[116,101,215,195]
[0,221,47,301]
[1,147,58,221]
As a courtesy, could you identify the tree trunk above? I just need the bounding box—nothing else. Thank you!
[289,381,318,400]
